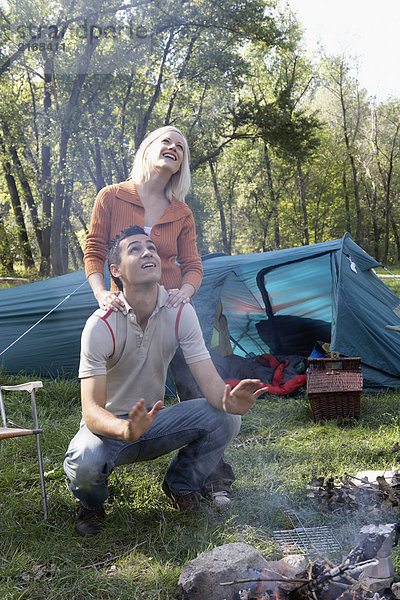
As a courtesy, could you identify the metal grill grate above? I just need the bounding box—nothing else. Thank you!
[272,511,341,556]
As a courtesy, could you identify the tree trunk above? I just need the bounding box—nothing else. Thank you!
[93,134,106,192]
[250,190,272,252]
[348,153,361,243]
[390,215,400,263]
[208,160,230,254]
[264,144,280,248]
[134,31,174,149]
[164,33,199,125]
[297,159,309,245]
[370,187,380,261]
[342,171,351,233]
[40,65,53,276]
[68,221,84,267]
[69,244,79,271]
[52,40,98,275]
[52,126,68,275]
[339,71,361,243]
[371,109,400,264]
[0,212,14,273]
[1,121,43,254]
[74,208,89,235]
[119,73,134,179]
[105,147,124,183]
[61,179,74,272]
[0,143,35,269]
[273,208,280,250]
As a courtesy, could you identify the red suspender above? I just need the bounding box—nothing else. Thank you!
[96,309,116,357]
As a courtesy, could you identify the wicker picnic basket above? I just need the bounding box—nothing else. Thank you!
[306,356,363,422]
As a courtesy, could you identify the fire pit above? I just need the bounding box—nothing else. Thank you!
[179,472,400,600]
[221,556,381,600]
[219,524,398,600]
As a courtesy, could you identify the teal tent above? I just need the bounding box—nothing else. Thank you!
[1,233,399,390]
[193,233,400,391]
[0,269,99,376]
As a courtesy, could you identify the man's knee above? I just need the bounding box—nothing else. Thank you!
[224,412,241,439]
[209,406,241,441]
[64,441,109,488]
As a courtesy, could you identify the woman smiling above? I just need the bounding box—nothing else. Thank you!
[84,126,203,313]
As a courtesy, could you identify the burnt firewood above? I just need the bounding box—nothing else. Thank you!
[307,472,400,513]
[288,556,379,600]
[376,476,400,505]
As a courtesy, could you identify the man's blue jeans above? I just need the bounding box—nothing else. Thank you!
[63,398,241,509]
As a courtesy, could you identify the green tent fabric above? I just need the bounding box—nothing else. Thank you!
[1,233,399,390]
[0,269,99,376]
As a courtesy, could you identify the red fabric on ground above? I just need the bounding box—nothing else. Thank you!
[224,352,306,396]
[224,374,306,396]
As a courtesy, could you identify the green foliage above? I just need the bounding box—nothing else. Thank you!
[0,0,291,274]
[0,0,399,271]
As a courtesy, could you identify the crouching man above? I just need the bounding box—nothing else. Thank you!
[64,226,267,536]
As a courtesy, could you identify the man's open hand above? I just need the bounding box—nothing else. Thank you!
[123,399,164,442]
[222,379,268,415]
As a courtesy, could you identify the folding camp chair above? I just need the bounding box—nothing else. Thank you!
[0,381,48,518]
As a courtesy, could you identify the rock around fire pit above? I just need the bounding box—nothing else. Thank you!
[178,524,398,600]
[178,543,305,600]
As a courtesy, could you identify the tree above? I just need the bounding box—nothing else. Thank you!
[370,101,400,262]
[0,0,288,274]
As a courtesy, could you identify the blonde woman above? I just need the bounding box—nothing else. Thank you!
[84,126,203,312]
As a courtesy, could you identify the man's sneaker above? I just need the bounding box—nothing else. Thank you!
[161,479,202,512]
[212,490,232,506]
[76,504,105,537]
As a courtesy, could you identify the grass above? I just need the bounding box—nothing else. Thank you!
[375,266,400,296]
[1,374,400,599]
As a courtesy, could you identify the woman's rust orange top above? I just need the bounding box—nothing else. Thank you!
[84,181,203,292]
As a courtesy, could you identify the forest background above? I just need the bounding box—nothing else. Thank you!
[1,0,399,280]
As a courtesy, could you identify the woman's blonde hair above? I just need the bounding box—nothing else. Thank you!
[128,126,191,202]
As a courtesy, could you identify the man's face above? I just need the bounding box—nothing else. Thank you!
[110,234,161,287]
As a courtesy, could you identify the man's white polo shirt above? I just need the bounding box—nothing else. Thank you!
[79,285,210,415]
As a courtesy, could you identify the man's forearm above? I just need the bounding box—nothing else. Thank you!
[202,380,227,411]
[187,359,227,410]
[188,359,267,415]
[83,404,127,440]
[81,376,127,440]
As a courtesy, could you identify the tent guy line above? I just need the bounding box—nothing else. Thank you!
[0,279,89,358]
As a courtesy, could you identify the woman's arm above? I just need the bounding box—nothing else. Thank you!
[84,189,111,279]
[165,213,202,308]
[176,213,203,289]
[85,186,125,311]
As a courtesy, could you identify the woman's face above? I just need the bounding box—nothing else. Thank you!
[147,130,185,175]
